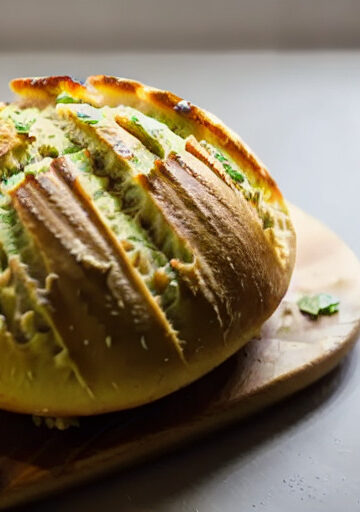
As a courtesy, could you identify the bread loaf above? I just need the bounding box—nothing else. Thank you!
[0,76,296,416]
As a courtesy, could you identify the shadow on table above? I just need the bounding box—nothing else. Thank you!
[10,343,358,512]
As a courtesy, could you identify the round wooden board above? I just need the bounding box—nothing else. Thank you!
[0,205,359,509]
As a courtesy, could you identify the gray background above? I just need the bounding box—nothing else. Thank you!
[1,2,360,511]
[2,0,360,51]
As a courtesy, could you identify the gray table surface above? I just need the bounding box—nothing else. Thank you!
[1,51,359,511]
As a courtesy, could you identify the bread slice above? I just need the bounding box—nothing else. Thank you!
[0,76,295,416]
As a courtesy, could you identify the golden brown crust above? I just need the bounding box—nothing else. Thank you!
[0,75,296,416]
[87,75,283,203]
[11,75,283,203]
[11,76,91,107]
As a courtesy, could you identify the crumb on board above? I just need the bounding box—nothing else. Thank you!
[32,415,80,430]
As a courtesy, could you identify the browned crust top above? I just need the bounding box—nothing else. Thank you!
[10,75,283,204]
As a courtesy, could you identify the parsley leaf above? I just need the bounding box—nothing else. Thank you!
[297,293,339,318]
[14,120,34,134]
[214,151,245,183]
[214,152,226,162]
[223,164,245,183]
[64,145,81,155]
[56,92,77,104]
[77,112,99,125]
[263,214,274,229]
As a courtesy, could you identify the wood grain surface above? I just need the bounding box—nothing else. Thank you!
[0,205,359,510]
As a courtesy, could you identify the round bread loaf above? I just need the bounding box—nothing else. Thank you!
[0,76,295,416]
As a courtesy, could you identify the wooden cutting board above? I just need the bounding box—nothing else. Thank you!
[0,205,359,510]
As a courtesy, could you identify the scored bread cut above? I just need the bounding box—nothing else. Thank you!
[0,76,296,416]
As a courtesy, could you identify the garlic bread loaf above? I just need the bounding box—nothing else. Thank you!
[0,76,295,416]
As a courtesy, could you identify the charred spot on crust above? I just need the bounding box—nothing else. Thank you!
[92,75,141,94]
